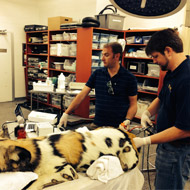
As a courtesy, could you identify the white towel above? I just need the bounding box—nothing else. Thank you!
[86,155,124,183]
[0,172,38,190]
[76,126,89,133]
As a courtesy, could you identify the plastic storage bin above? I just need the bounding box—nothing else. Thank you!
[147,64,160,77]
[93,33,100,42]
[109,34,118,42]
[126,36,135,44]
[99,42,107,49]
[100,33,109,42]
[95,14,125,30]
[142,36,151,44]
[53,62,64,70]
[92,42,99,49]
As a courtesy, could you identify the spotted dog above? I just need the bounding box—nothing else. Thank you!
[0,127,139,189]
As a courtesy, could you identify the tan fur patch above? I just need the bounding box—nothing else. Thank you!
[55,132,83,165]
[0,146,8,171]
[126,132,139,154]
[0,139,40,163]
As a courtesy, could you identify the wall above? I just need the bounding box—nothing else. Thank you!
[0,0,189,100]
[0,0,96,99]
[0,0,39,99]
[38,0,97,24]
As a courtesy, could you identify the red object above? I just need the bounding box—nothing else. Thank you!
[17,128,26,139]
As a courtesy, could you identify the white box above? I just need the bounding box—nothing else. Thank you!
[36,122,54,136]
[28,111,57,124]
[33,82,54,92]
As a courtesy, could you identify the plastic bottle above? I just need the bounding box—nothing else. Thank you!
[46,77,52,85]
[58,73,65,90]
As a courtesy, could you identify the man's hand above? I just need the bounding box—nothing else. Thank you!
[141,110,153,129]
[133,137,151,148]
[58,113,68,128]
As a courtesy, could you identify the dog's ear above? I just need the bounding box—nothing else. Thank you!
[7,145,32,171]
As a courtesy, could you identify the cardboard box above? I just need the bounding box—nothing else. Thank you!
[48,16,73,30]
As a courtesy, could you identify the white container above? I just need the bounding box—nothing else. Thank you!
[69,43,77,56]
[50,44,57,55]
[99,42,107,49]
[126,36,135,44]
[109,34,118,42]
[63,32,70,40]
[70,33,77,40]
[55,34,63,40]
[62,44,70,56]
[53,62,64,70]
[93,33,100,41]
[147,64,160,77]
[92,42,99,49]
[46,77,52,85]
[65,95,75,107]
[99,33,109,42]
[57,73,65,90]
[36,122,54,136]
[64,60,76,72]
[56,43,64,56]
[52,35,56,40]
[33,81,54,92]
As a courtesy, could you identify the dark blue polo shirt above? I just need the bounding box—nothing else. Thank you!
[86,66,137,127]
[157,57,190,133]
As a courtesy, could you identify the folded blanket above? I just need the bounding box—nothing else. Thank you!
[0,172,38,190]
[86,155,124,183]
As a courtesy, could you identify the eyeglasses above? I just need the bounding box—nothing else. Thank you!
[107,80,114,95]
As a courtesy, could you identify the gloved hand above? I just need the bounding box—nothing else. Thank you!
[141,110,153,129]
[119,119,131,131]
[58,113,68,128]
[133,137,151,148]
[16,115,25,125]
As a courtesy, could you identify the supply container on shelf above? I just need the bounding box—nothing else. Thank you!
[109,34,118,42]
[53,62,64,70]
[57,73,66,91]
[99,33,109,42]
[50,44,57,55]
[147,63,160,77]
[93,33,100,41]
[70,33,77,40]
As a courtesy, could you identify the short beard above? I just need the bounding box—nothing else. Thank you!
[160,58,169,71]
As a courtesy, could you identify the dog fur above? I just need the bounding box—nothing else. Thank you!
[0,127,139,189]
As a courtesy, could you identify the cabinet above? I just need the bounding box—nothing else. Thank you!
[25,27,124,118]
[25,30,48,104]
[124,29,166,123]
[25,28,165,121]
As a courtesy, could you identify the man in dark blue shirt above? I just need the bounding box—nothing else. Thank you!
[59,42,137,128]
[133,28,190,190]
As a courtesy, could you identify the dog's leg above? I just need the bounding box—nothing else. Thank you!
[28,163,78,190]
